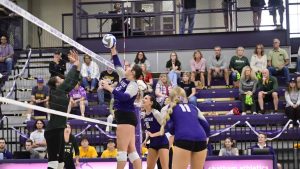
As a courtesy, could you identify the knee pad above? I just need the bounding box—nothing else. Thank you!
[57,162,65,169]
[128,151,140,163]
[116,151,127,162]
[48,161,58,169]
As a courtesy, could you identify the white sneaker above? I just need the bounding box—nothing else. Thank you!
[253,112,257,115]
[288,124,293,129]
[242,112,246,115]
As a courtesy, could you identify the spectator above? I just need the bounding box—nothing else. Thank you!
[178,0,196,34]
[251,133,282,169]
[155,73,172,106]
[29,120,47,159]
[229,47,250,88]
[178,72,197,106]
[284,78,300,128]
[0,137,13,159]
[131,51,151,71]
[79,136,98,158]
[67,82,87,117]
[110,3,130,37]
[66,52,76,74]
[267,38,290,84]
[190,49,206,89]
[250,0,266,31]
[25,139,40,159]
[250,44,267,77]
[219,137,239,156]
[239,66,258,115]
[222,0,234,32]
[257,69,279,114]
[0,35,14,75]
[140,63,153,94]
[100,139,118,158]
[49,51,66,78]
[81,54,100,92]
[207,46,229,88]
[268,0,284,29]
[97,67,119,105]
[26,78,49,122]
[166,51,181,87]
[64,124,79,169]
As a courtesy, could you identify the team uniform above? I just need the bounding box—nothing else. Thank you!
[111,54,139,126]
[166,103,210,152]
[45,66,80,168]
[143,109,169,150]
[64,134,79,169]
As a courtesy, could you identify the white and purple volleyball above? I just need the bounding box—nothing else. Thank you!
[102,34,116,48]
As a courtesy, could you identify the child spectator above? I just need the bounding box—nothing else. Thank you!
[79,136,98,158]
[101,139,118,158]
[178,72,197,106]
[219,137,239,156]
[155,73,172,106]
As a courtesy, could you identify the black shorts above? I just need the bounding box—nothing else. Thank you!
[174,140,207,152]
[264,93,273,102]
[114,110,137,127]
[149,144,169,151]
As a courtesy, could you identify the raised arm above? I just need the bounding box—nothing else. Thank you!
[111,46,124,79]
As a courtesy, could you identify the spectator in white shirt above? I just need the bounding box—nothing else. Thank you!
[81,54,100,92]
[29,120,47,159]
[250,44,267,76]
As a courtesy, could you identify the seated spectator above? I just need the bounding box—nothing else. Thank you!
[65,52,76,74]
[285,78,300,128]
[190,49,206,88]
[178,72,197,106]
[100,139,117,158]
[81,54,100,92]
[229,46,250,88]
[250,44,267,78]
[64,124,79,168]
[97,67,119,105]
[207,46,229,88]
[257,69,279,114]
[239,66,258,115]
[29,120,47,159]
[26,78,49,122]
[131,51,151,71]
[79,136,98,158]
[67,82,87,117]
[0,137,13,159]
[219,137,239,156]
[140,63,153,94]
[267,38,290,84]
[49,51,66,78]
[155,73,172,106]
[166,51,181,87]
[251,133,282,169]
[0,35,14,75]
[25,139,40,159]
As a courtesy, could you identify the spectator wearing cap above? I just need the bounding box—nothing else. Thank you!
[49,51,66,78]
[25,139,40,159]
[29,120,47,159]
[0,35,14,75]
[0,137,13,159]
[25,78,49,121]
[67,81,88,117]
[79,136,98,158]
[257,69,279,114]
[81,54,100,92]
[267,38,290,84]
[100,139,117,158]
[285,78,300,128]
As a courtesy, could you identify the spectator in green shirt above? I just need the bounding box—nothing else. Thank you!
[267,38,290,84]
[257,69,279,114]
[229,46,250,88]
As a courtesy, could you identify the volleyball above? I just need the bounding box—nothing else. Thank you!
[102,34,116,48]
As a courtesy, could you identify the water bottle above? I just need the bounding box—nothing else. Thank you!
[0,152,4,160]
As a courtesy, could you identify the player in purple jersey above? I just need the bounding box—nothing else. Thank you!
[101,46,143,169]
[160,87,210,169]
[142,94,169,169]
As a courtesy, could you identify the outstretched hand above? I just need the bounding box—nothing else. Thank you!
[69,50,80,70]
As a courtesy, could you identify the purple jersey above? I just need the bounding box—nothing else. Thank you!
[144,109,169,147]
[166,103,210,142]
